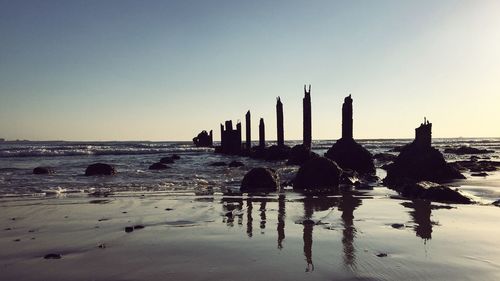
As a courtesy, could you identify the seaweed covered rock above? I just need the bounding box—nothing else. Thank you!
[293,157,341,192]
[287,144,318,165]
[325,138,375,174]
[265,145,290,161]
[241,168,279,193]
[33,166,55,175]
[384,142,465,184]
[398,181,473,204]
[85,163,116,176]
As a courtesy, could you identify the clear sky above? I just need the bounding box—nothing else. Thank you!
[1,0,499,141]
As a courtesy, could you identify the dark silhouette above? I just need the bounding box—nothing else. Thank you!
[384,118,465,184]
[325,95,375,174]
[259,201,267,231]
[218,120,242,155]
[193,130,213,147]
[148,162,170,170]
[401,200,434,241]
[276,97,284,147]
[245,110,251,150]
[259,118,265,148]
[33,166,55,175]
[221,197,244,227]
[85,163,116,176]
[293,157,341,192]
[303,84,312,149]
[241,168,279,193]
[303,198,315,272]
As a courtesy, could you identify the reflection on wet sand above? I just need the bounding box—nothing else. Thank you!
[221,193,364,271]
[401,200,435,241]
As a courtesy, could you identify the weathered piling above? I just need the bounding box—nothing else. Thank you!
[245,110,251,149]
[220,120,242,154]
[415,118,432,148]
[342,95,353,140]
[303,85,312,148]
[276,97,284,147]
[259,118,265,148]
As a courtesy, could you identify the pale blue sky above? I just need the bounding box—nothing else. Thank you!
[1,0,499,141]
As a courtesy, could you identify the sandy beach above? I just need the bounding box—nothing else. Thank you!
[1,186,499,281]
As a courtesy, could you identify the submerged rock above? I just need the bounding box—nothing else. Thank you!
[33,166,55,175]
[85,163,116,176]
[240,168,279,193]
[453,160,499,173]
[444,146,494,155]
[293,157,341,192]
[287,144,318,165]
[325,138,375,175]
[148,162,170,170]
[209,162,227,167]
[160,157,175,164]
[228,161,244,167]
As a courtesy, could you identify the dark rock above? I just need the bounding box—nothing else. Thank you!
[293,157,342,192]
[376,253,388,257]
[148,162,170,170]
[165,208,174,211]
[209,161,227,167]
[493,200,500,207]
[385,142,464,184]
[444,146,494,155]
[228,161,244,167]
[373,153,397,162]
[391,223,405,229]
[241,168,279,193]
[171,154,181,160]
[471,172,488,177]
[454,160,498,172]
[44,253,62,259]
[265,145,291,161]
[287,144,318,165]
[33,166,55,175]
[325,138,375,175]
[98,243,106,249]
[85,163,116,176]
[160,157,174,164]
[133,225,145,230]
[125,226,134,233]
[193,130,213,147]
[340,169,360,185]
[398,181,473,204]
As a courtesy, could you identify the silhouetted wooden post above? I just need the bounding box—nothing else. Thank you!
[245,110,251,149]
[415,118,432,148]
[303,85,312,149]
[259,118,265,148]
[276,97,284,147]
[209,130,213,146]
[342,95,353,140]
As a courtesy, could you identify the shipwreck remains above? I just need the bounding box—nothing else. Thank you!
[193,130,213,147]
[259,118,265,148]
[217,120,242,155]
[245,110,251,150]
[265,97,290,160]
[325,95,375,174]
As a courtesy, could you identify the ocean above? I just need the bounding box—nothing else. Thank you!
[1,138,499,199]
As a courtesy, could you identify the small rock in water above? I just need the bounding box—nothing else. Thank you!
[44,253,62,259]
[165,208,174,211]
[376,253,388,257]
[391,223,405,229]
[133,225,145,230]
[13,238,21,242]
[209,161,227,167]
[98,243,106,249]
[85,163,116,176]
[33,166,55,175]
[228,161,244,167]
[125,226,134,233]
[149,162,170,170]
[5,228,11,231]
[471,172,488,177]
[492,200,500,207]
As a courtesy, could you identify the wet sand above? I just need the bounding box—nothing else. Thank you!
[1,188,499,281]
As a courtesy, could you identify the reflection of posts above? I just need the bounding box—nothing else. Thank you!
[246,198,253,238]
[260,201,267,231]
[221,197,243,227]
[277,194,286,249]
[404,200,433,240]
[338,193,362,268]
[303,197,315,272]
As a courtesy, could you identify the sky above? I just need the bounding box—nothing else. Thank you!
[0,0,499,141]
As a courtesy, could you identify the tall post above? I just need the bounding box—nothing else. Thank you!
[303,85,312,148]
[220,123,225,148]
[341,95,353,140]
[245,110,251,149]
[209,130,213,146]
[259,118,265,148]
[276,97,284,147]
